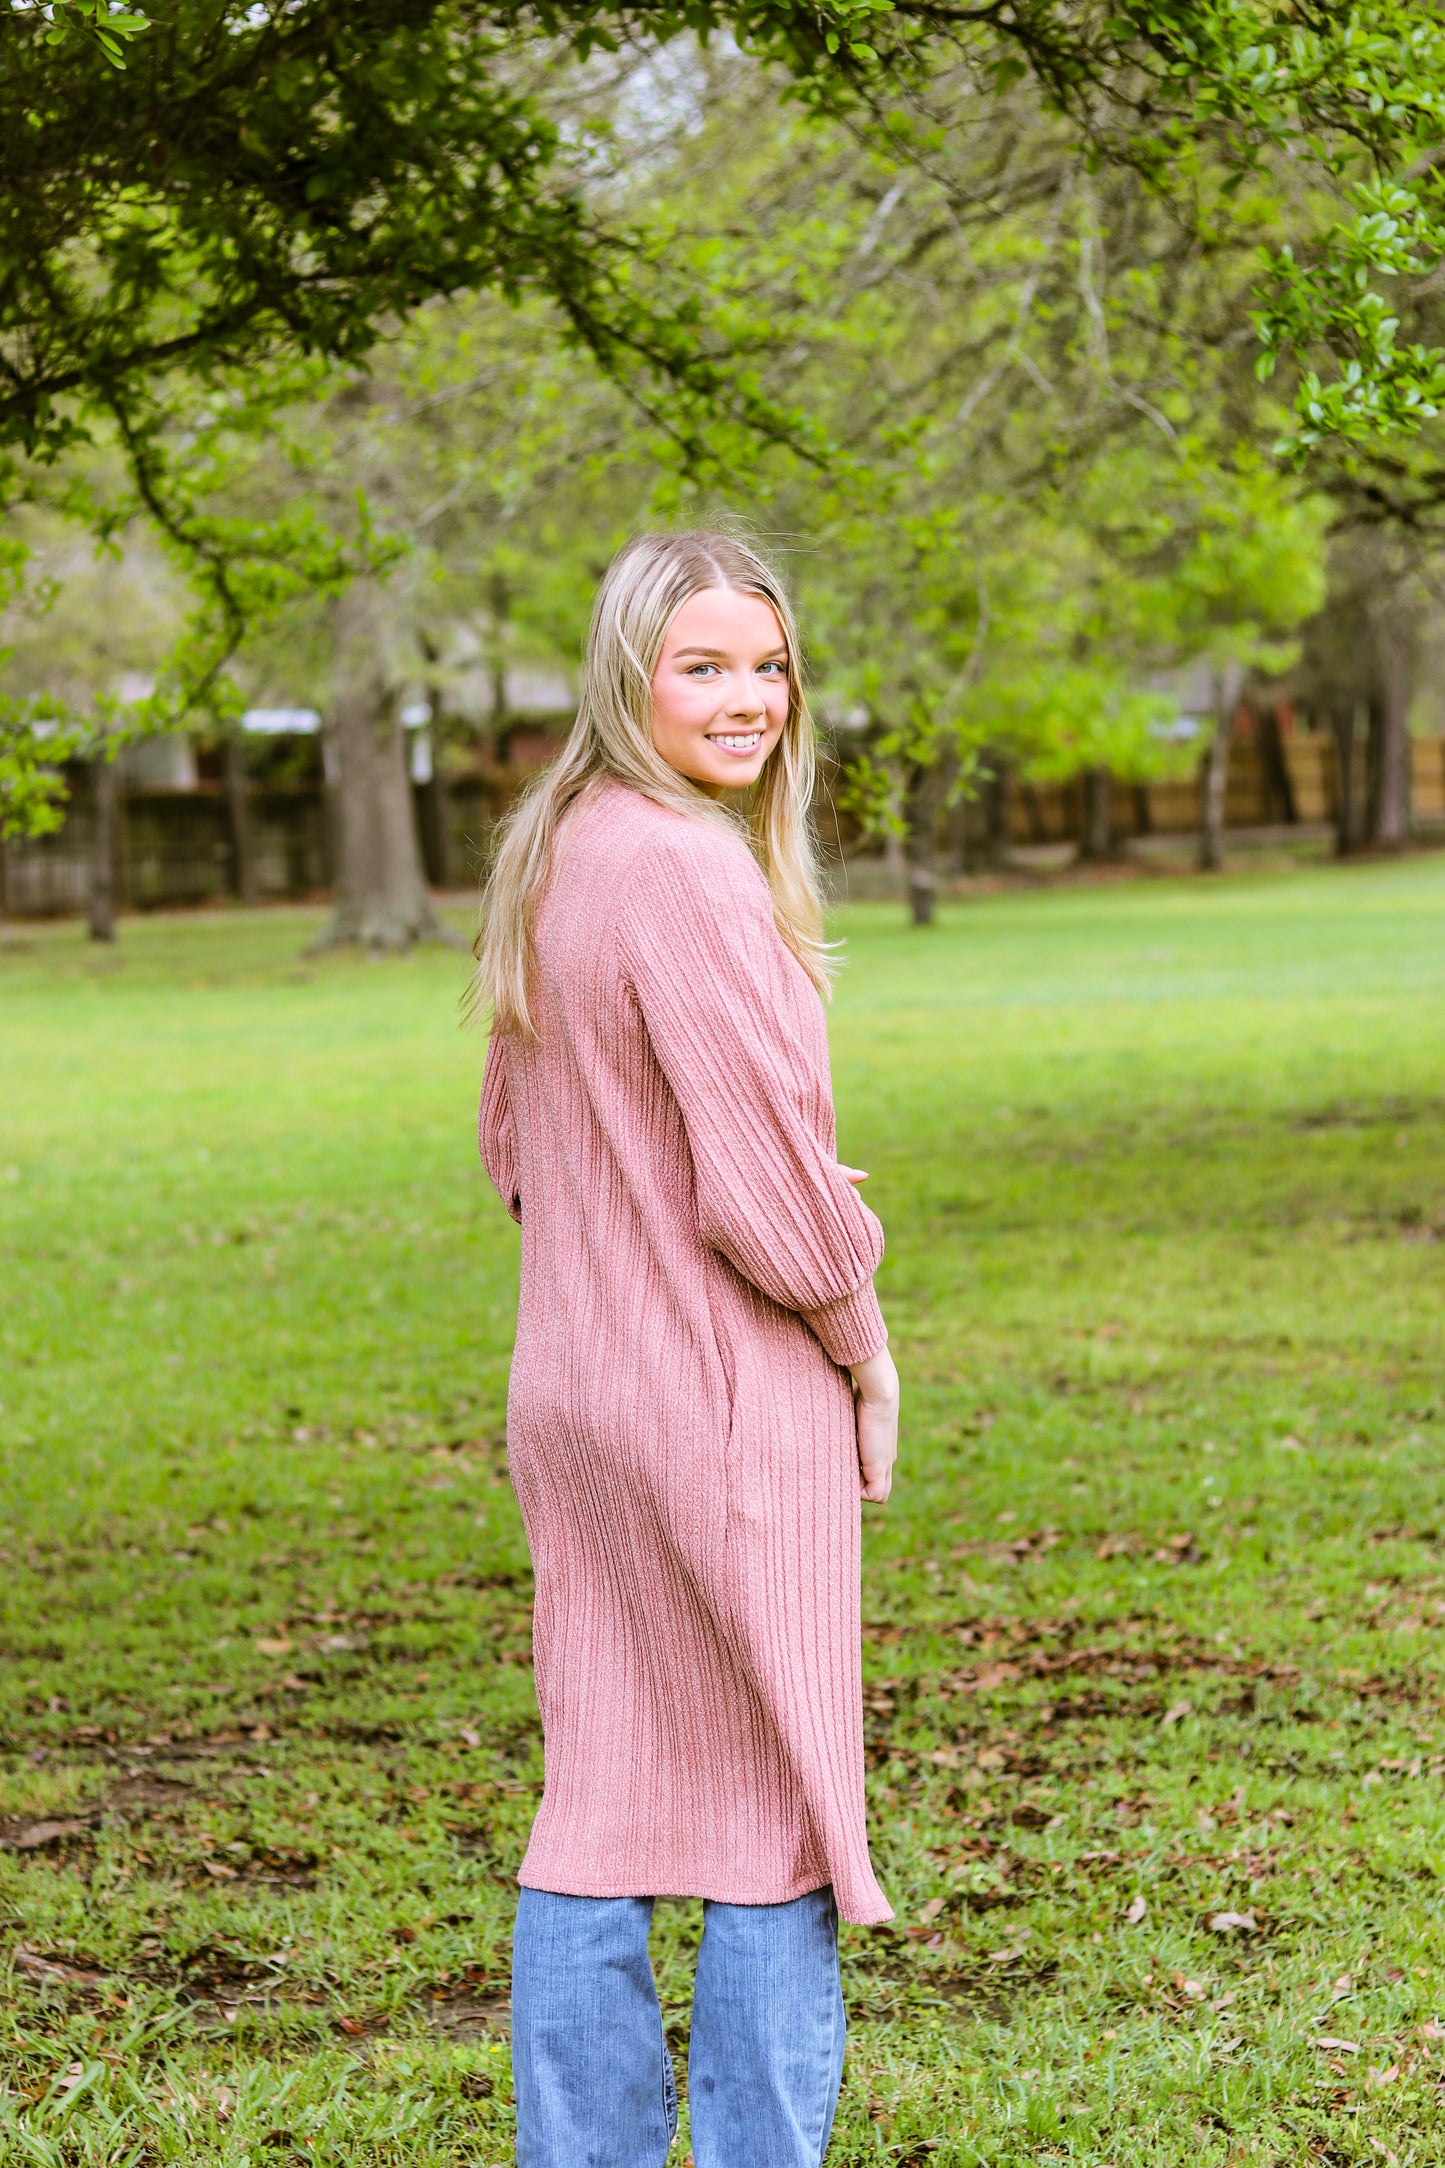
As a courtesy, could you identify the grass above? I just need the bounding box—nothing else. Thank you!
[2,854,1445,2166]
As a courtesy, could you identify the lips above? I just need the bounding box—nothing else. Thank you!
[708,731,764,753]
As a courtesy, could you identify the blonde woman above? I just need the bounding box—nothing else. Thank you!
[477,531,899,2167]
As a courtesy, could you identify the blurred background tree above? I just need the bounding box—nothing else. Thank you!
[7,2,1445,938]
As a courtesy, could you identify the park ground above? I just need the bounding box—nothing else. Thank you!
[3,855,1445,2166]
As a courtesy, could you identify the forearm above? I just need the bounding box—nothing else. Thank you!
[850,1346,899,1410]
[850,1343,899,1506]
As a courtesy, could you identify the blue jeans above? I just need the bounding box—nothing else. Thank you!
[511,1884,846,2167]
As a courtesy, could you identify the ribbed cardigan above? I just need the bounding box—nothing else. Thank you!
[479,780,892,1924]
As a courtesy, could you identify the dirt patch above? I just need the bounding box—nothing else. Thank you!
[186,1844,321,1890]
[421,1965,511,2036]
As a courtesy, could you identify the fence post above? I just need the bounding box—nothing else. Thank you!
[224,738,258,902]
[89,756,118,940]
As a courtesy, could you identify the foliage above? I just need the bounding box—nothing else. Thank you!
[222,300,654,736]
[4,0,1445,836]
[605,54,1329,812]
[0,2,856,829]
[5,868,1445,2157]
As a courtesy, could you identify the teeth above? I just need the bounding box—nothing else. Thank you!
[711,733,762,750]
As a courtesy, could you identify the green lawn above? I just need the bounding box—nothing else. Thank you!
[3,857,1445,2166]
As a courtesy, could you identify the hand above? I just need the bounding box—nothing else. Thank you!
[839,1164,869,1186]
[850,1346,899,1505]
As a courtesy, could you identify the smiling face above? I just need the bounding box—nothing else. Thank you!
[649,585,791,793]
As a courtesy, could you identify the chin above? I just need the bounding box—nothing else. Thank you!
[705,764,765,792]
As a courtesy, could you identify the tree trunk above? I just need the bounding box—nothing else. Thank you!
[983,752,1013,870]
[487,569,511,765]
[903,749,955,924]
[312,580,458,952]
[88,754,118,941]
[415,687,453,890]
[906,861,937,925]
[944,787,970,872]
[1255,702,1297,824]
[1331,702,1363,857]
[1368,615,1410,851]
[883,821,907,890]
[1079,766,1113,861]
[224,736,258,904]
[1198,672,1231,872]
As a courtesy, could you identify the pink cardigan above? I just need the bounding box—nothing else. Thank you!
[480,781,891,1923]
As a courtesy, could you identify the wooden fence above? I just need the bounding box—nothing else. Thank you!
[1005,734,1445,846]
[5,736,1444,918]
[0,772,513,918]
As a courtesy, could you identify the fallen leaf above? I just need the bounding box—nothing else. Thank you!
[13,1948,106,1987]
[972,1664,1021,1689]
[1314,2036,1360,2054]
[458,1726,482,1749]
[0,1818,92,1851]
[1365,2063,1399,2090]
[1161,1699,1193,1727]
[1209,1910,1256,1933]
[918,1896,946,1924]
[203,1860,239,1880]
[254,1638,292,1656]
[337,2017,367,2036]
[1126,1895,1147,1925]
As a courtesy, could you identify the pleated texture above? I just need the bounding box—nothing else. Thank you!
[479,781,891,1925]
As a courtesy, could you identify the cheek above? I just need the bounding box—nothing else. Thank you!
[652,677,712,737]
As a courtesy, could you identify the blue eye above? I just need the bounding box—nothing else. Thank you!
[688,664,719,678]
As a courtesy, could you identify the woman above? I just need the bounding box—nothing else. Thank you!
[476,530,900,2168]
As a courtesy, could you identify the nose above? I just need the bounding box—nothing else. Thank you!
[726,682,766,722]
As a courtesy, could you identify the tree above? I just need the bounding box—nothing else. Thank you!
[1125,471,1329,871]
[0,504,185,931]
[6,0,1445,837]
[9,0,1445,964]
[214,287,651,946]
[1290,530,1429,858]
[622,56,1327,904]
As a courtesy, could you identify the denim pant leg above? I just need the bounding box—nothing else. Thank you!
[511,1889,678,2168]
[688,1886,846,2168]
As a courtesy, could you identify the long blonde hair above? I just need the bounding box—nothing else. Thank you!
[472,530,832,1038]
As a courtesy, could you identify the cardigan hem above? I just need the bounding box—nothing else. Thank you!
[518,1864,894,1927]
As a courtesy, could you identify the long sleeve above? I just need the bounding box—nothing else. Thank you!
[479,1032,522,1222]
[617,818,886,1367]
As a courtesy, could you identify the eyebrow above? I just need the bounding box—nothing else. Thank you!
[671,644,788,660]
